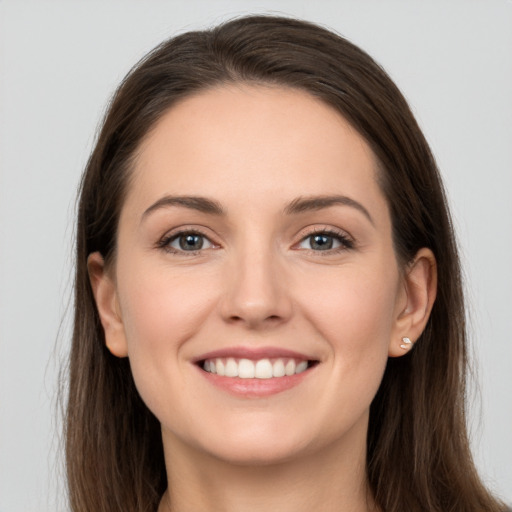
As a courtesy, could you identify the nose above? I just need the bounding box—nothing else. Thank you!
[219,245,293,329]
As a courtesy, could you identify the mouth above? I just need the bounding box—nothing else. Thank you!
[193,347,319,397]
[199,357,318,379]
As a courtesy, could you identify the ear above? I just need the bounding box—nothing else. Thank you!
[87,252,128,358]
[388,248,437,357]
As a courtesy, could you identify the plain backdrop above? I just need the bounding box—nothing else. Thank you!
[0,1,511,510]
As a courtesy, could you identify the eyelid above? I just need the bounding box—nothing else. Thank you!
[155,224,354,255]
[156,226,219,254]
[293,226,355,251]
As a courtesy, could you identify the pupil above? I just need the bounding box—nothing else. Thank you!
[179,234,203,251]
[311,234,332,250]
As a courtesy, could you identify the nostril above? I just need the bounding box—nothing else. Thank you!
[227,313,283,325]
[267,315,282,321]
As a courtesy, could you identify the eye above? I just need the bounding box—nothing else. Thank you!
[297,231,353,251]
[160,231,214,253]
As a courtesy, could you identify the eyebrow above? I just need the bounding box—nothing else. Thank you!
[141,195,225,221]
[141,193,374,225]
[283,195,374,225]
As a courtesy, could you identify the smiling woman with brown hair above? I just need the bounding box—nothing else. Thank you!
[65,15,507,512]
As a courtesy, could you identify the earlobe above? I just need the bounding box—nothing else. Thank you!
[388,248,437,358]
[87,252,129,358]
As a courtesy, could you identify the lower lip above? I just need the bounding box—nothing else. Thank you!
[196,365,315,397]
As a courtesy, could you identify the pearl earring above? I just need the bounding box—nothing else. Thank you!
[400,337,413,350]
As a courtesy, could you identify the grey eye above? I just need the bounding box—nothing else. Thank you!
[310,234,334,250]
[169,233,213,251]
[299,233,342,251]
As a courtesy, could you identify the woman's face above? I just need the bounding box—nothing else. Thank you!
[94,85,415,465]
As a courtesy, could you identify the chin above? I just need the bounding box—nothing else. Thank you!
[206,439,308,467]
[161,413,305,466]
[190,418,321,467]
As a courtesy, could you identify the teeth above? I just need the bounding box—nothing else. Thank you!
[273,359,285,377]
[255,359,273,379]
[238,359,255,378]
[285,359,295,376]
[225,358,238,377]
[296,361,308,374]
[202,357,312,379]
[216,359,225,376]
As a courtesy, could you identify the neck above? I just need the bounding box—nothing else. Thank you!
[157,425,377,512]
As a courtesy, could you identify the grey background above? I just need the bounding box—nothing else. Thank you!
[0,1,511,510]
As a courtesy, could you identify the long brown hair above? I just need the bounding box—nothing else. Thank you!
[66,15,506,512]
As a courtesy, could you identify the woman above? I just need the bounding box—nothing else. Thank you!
[66,15,507,512]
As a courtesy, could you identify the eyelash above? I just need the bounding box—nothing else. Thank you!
[156,227,354,256]
[296,228,354,254]
[157,228,215,255]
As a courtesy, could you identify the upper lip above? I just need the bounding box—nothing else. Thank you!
[192,346,318,363]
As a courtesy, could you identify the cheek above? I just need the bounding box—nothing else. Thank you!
[251,261,399,448]
[301,264,398,344]
[296,261,399,402]
[115,263,219,408]
[118,261,218,345]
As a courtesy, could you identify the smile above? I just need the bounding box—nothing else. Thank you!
[194,347,319,396]
[202,357,311,379]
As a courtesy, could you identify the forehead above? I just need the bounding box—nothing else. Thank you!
[128,84,384,215]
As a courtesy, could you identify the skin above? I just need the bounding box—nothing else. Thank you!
[89,85,436,512]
